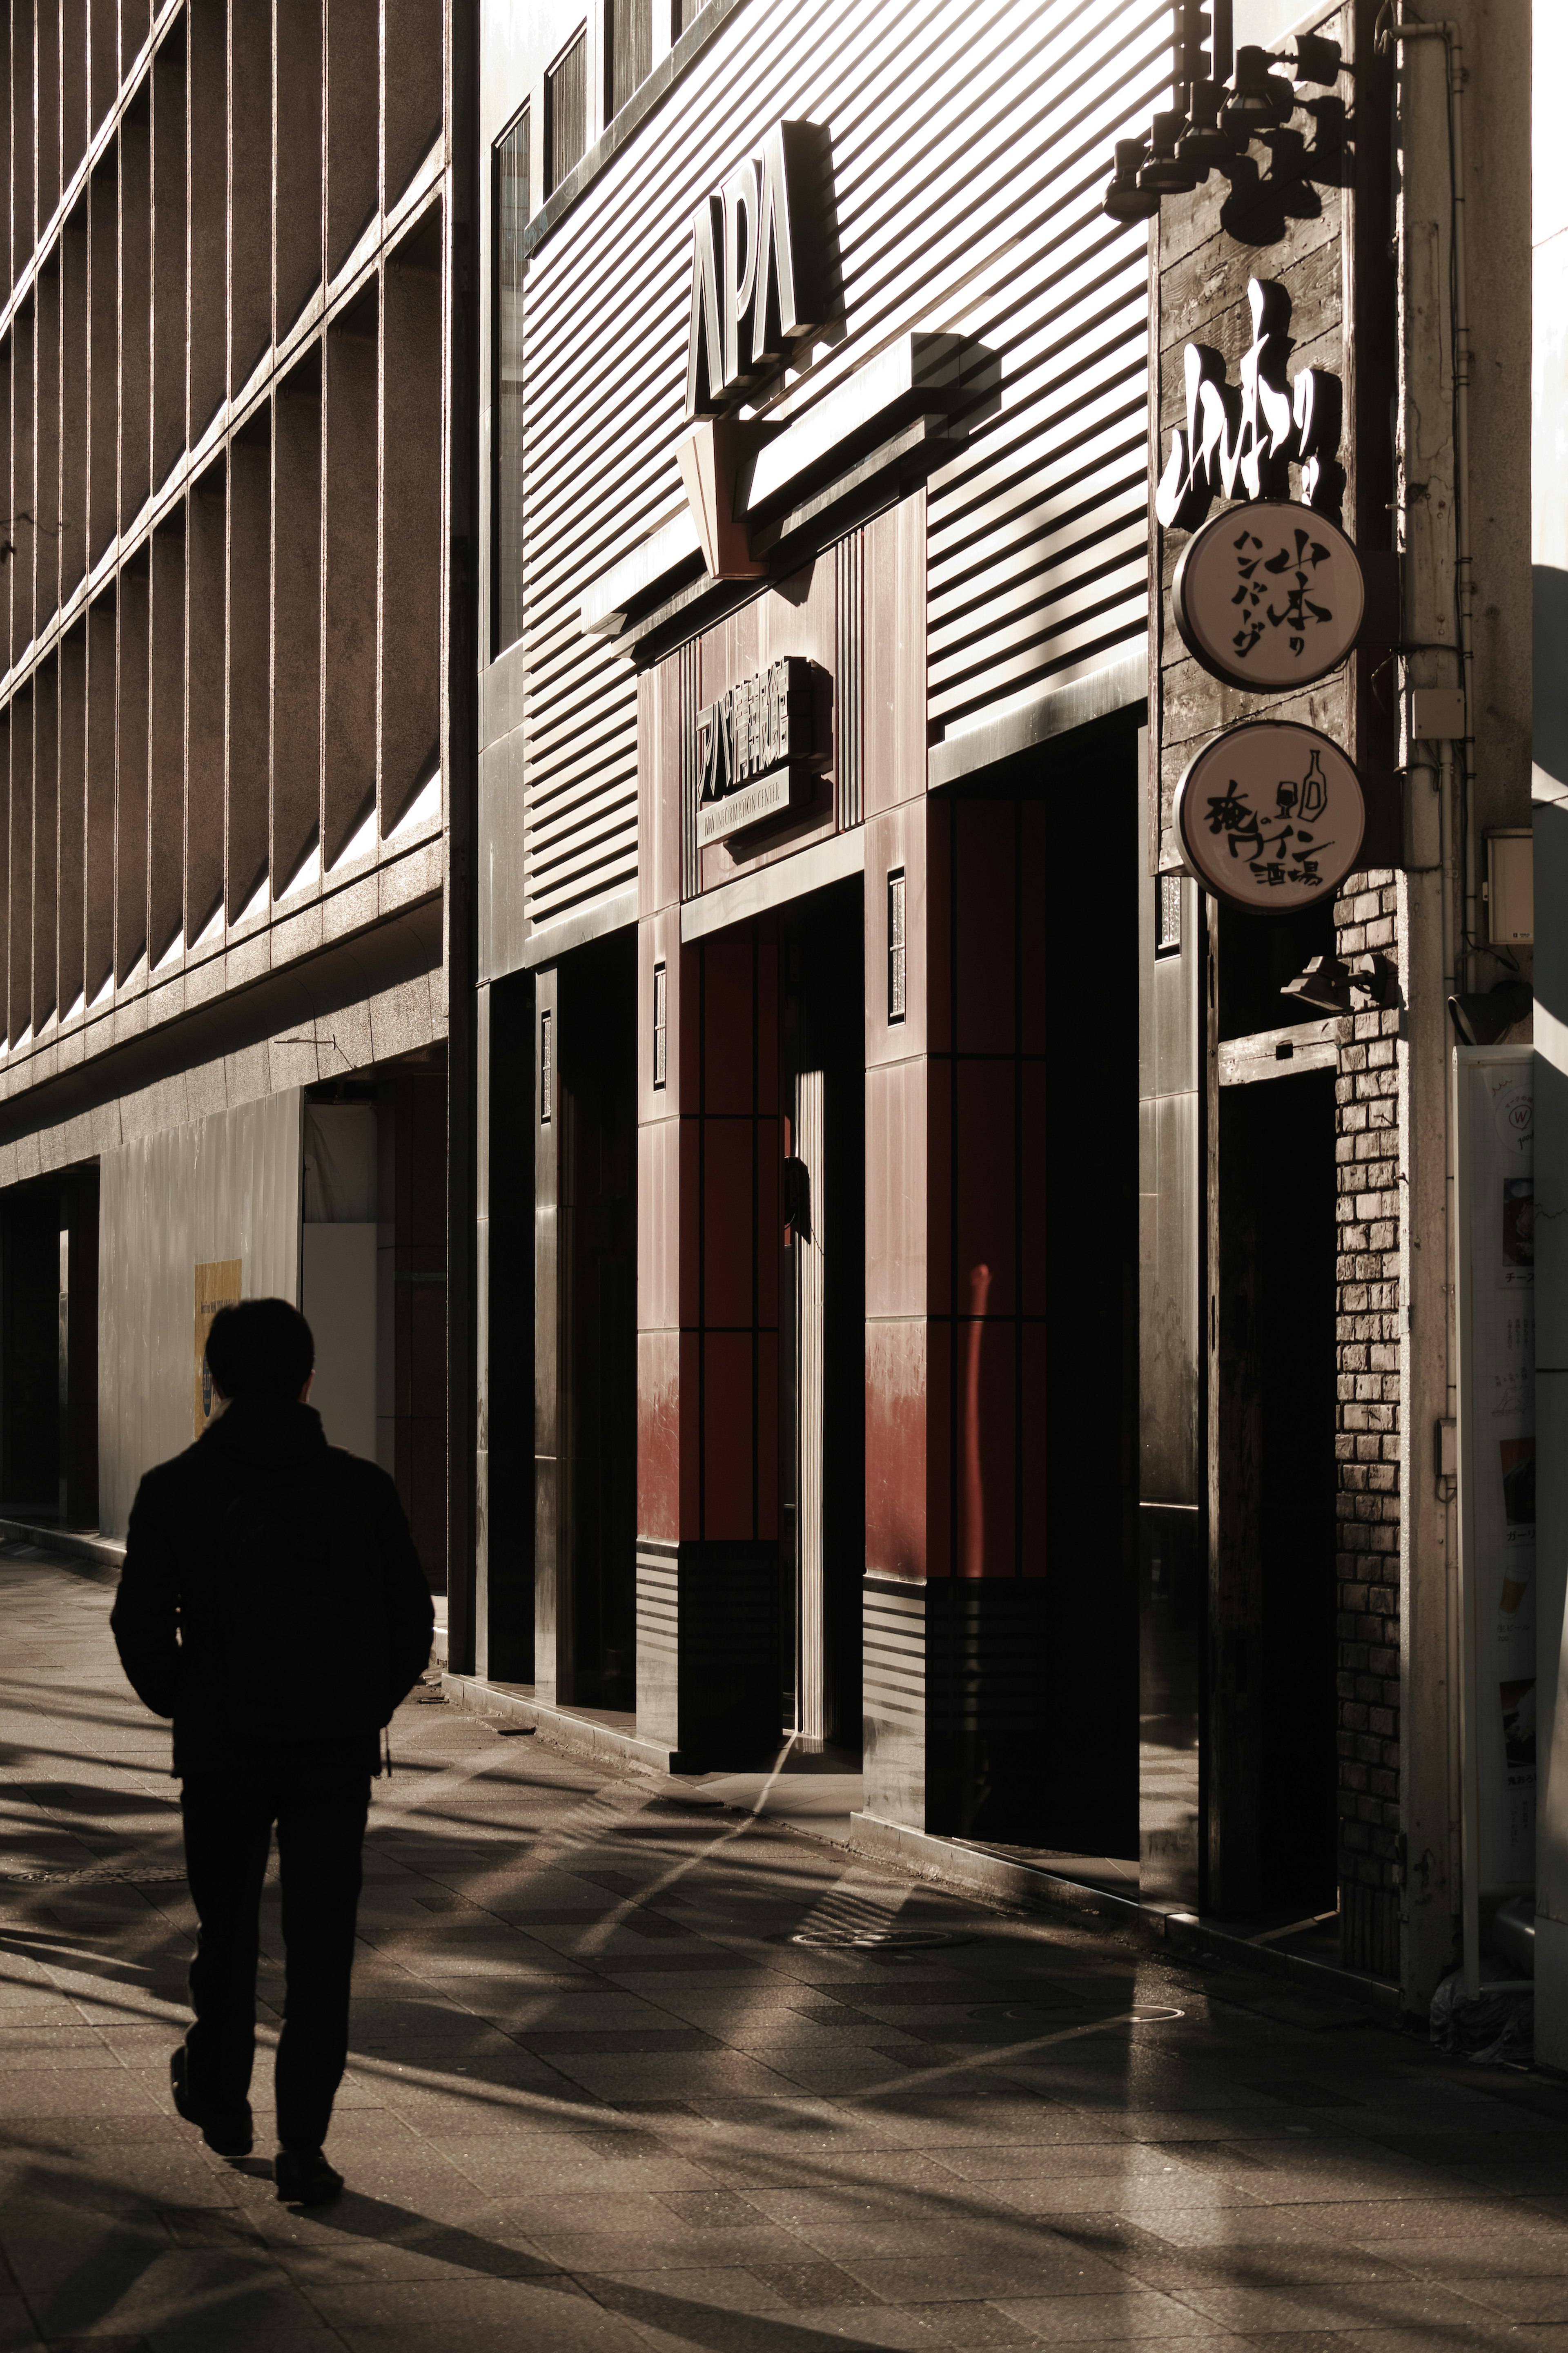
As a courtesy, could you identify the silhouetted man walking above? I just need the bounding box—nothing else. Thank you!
[111,1298,433,2206]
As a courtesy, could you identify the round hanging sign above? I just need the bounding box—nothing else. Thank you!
[1172,500,1364,690]
[1173,721,1365,914]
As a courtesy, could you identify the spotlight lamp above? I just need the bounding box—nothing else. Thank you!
[1221,44,1297,141]
[1448,983,1533,1046]
[1139,111,1200,196]
[1280,955,1353,1015]
[1102,139,1161,222]
[1282,33,1343,86]
[1177,80,1241,171]
[1281,952,1401,1017]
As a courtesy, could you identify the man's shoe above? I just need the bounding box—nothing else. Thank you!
[169,2047,254,2158]
[275,2147,345,2206]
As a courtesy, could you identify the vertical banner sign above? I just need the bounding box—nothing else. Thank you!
[194,1260,243,1438]
[1456,1048,1535,1987]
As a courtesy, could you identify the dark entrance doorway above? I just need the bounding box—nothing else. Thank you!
[1209,894,1341,1923]
[777,879,865,1755]
[1215,1063,1340,1920]
[0,1164,99,1529]
[558,931,637,1710]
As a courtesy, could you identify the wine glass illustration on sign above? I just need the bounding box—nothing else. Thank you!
[1173,722,1365,914]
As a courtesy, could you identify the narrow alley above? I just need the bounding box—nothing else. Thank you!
[2,1544,1567,2352]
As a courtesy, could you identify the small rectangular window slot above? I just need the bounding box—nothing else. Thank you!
[540,1008,553,1124]
[653,961,667,1087]
[1156,870,1183,958]
[887,869,906,1024]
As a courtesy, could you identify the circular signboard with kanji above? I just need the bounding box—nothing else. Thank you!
[1173,721,1365,913]
[1172,500,1364,690]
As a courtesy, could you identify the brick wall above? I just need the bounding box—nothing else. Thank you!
[1334,868,1403,1982]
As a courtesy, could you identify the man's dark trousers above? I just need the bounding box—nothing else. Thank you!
[180,1762,370,2152]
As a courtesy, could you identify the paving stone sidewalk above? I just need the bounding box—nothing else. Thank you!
[3,1542,1568,2353]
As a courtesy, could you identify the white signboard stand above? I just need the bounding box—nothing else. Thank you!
[1454,1045,1536,1996]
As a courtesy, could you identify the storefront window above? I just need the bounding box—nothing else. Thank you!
[609,0,651,116]
[494,105,528,655]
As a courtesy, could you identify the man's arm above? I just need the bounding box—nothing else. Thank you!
[109,1470,182,1719]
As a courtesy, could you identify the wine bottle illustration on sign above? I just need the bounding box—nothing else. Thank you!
[1298,747,1327,823]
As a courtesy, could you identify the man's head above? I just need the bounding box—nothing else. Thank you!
[205,1298,315,1405]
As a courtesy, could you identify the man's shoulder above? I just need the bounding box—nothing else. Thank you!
[322,1447,402,1512]
[133,1436,226,1509]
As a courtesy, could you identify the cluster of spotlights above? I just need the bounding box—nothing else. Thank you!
[1103,27,1343,222]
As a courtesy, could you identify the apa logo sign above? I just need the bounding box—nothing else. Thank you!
[686,121,829,419]
[1156,277,1343,531]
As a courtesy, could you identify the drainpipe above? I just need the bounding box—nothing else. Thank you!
[1376,8,1473,976]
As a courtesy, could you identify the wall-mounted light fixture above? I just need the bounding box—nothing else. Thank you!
[1101,23,1343,226]
[1448,984,1532,1046]
[1140,111,1200,196]
[1102,139,1160,223]
[1221,45,1296,140]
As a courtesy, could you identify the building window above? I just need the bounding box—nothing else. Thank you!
[494,105,528,657]
[609,0,652,116]
[887,870,906,1023]
[540,1009,553,1123]
[1156,870,1183,958]
[546,30,587,194]
[653,961,667,1086]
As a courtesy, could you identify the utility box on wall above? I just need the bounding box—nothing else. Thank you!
[1488,831,1534,947]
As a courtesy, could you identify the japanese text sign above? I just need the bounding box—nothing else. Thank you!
[1173,721,1365,912]
[695,655,819,846]
[1172,500,1364,690]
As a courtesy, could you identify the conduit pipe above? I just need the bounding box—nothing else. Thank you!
[1374,3,1474,1986]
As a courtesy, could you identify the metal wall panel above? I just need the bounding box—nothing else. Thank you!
[509,0,1167,962]
[97,1088,303,1537]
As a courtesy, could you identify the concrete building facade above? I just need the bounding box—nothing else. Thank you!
[0,0,473,1599]
[455,0,1565,2047]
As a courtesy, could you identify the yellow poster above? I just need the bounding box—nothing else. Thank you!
[194,1260,243,1437]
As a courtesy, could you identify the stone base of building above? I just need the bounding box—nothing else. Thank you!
[864,1574,1071,1845]
[635,1539,780,1769]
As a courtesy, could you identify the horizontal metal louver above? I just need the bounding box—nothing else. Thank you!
[517,0,1167,939]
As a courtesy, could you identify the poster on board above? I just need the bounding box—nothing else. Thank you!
[194,1260,243,1438]
[1456,1049,1535,1980]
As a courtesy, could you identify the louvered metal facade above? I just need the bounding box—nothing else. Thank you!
[483,0,1169,970]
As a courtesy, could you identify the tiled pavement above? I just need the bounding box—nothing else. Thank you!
[4,1546,1568,2351]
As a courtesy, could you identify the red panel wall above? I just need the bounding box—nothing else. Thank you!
[637,659,781,1546]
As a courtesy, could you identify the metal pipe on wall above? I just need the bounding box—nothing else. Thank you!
[1376,10,1474,979]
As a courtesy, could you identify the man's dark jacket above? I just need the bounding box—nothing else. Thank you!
[111,1395,434,1777]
